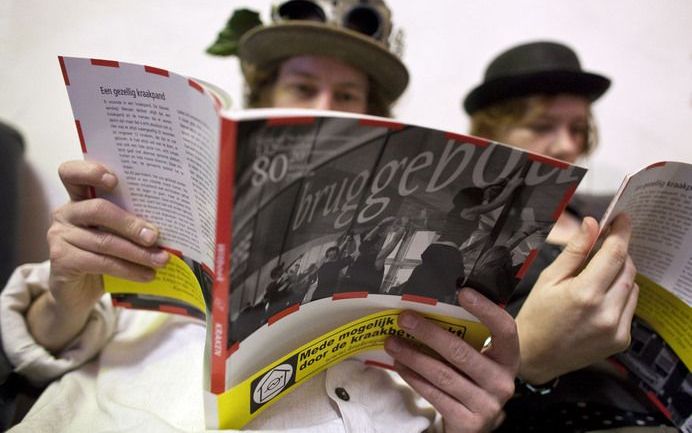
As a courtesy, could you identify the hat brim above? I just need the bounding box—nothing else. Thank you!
[463,70,611,115]
[238,22,409,102]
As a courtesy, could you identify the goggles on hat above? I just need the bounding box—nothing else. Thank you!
[271,0,394,47]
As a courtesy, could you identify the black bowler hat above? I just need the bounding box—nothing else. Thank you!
[463,41,611,115]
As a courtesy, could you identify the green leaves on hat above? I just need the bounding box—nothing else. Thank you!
[206,9,262,56]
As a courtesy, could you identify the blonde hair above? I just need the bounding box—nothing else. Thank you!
[242,60,393,117]
[469,94,599,155]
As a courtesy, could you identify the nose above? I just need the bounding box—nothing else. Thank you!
[551,127,583,163]
[310,89,334,111]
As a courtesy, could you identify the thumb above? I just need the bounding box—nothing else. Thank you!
[541,216,599,282]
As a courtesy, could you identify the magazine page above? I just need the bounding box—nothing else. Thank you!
[601,161,691,305]
[600,161,691,431]
[60,56,222,316]
[206,111,586,428]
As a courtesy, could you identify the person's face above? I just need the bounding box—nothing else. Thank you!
[271,55,369,114]
[499,94,590,163]
[325,249,338,261]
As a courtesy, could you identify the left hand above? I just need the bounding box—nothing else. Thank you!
[384,288,519,433]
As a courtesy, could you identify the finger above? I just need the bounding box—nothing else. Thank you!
[57,224,169,269]
[457,288,519,371]
[395,310,488,377]
[393,360,479,429]
[573,214,632,294]
[50,238,157,282]
[55,198,160,247]
[541,216,599,282]
[615,282,639,351]
[394,360,501,433]
[384,337,493,412]
[394,306,516,393]
[59,160,118,202]
[602,255,637,310]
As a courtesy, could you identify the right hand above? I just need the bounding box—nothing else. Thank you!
[29,160,169,351]
[515,215,638,385]
[385,288,519,433]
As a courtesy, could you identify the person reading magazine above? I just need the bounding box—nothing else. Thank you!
[462,41,677,432]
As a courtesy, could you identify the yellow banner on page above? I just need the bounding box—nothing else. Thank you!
[216,309,490,429]
[104,253,206,313]
[635,273,691,370]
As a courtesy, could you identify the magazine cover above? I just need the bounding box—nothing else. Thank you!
[210,114,585,427]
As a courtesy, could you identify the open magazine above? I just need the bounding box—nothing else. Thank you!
[59,56,690,429]
[598,162,692,432]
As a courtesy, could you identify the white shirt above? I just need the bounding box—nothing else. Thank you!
[1,262,439,433]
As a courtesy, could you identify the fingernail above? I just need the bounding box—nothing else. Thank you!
[139,227,157,244]
[152,250,169,266]
[580,219,589,234]
[385,337,401,353]
[101,173,117,188]
[398,312,418,330]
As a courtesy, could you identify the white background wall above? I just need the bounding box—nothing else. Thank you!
[1,0,691,263]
